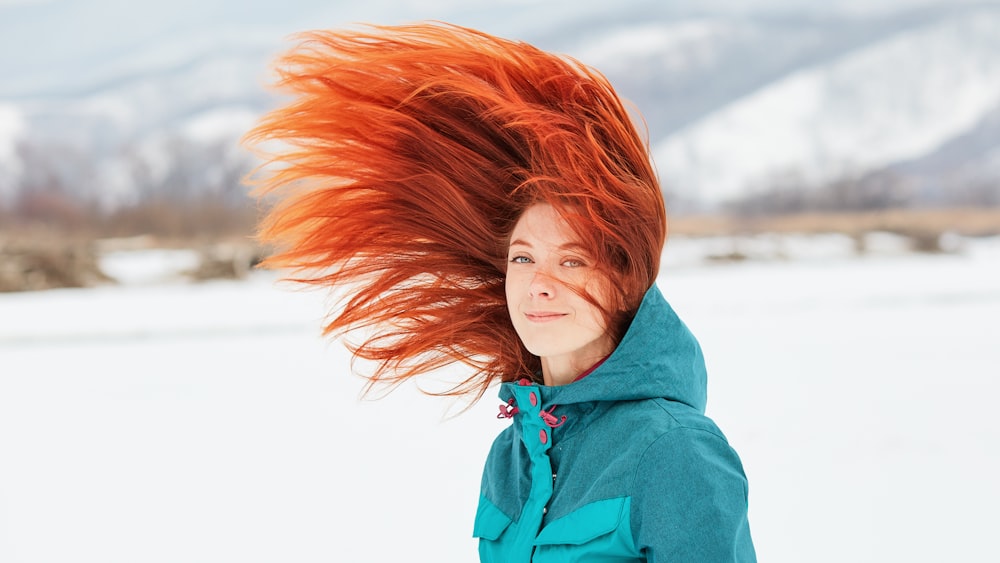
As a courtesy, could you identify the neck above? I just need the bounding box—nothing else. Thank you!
[540,336,614,386]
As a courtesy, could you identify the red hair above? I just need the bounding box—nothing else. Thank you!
[244,22,666,401]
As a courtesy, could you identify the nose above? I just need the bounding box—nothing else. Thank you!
[529,270,556,299]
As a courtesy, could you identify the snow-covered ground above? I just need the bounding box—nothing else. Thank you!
[1,237,998,562]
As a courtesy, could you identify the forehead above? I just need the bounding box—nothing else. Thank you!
[509,204,581,247]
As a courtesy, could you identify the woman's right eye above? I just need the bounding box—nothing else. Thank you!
[510,256,532,264]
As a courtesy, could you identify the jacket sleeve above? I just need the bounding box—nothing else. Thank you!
[631,427,756,562]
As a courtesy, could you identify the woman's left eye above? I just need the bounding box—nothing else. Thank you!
[562,259,584,268]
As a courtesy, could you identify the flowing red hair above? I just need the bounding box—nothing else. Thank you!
[244,22,666,401]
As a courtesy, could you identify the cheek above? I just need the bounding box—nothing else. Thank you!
[582,277,614,320]
[504,274,522,316]
[577,301,608,333]
[505,268,533,298]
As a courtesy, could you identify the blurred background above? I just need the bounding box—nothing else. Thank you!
[1,1,998,562]
[3,0,1000,288]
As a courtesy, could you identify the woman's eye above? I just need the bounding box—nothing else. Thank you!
[562,259,584,268]
[510,256,532,264]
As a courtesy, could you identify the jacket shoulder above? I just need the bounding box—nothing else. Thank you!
[629,411,756,561]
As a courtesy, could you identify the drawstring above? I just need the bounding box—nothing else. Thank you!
[496,397,567,428]
[540,405,566,428]
[497,398,519,419]
[497,377,537,419]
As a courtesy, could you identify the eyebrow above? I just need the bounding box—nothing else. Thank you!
[508,238,587,252]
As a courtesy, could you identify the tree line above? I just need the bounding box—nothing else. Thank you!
[0,133,258,241]
[2,133,998,241]
[724,165,1000,217]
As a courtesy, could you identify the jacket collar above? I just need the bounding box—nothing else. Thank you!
[499,284,708,413]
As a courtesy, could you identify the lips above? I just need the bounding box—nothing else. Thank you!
[524,311,568,323]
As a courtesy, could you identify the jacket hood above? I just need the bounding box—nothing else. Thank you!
[500,284,708,413]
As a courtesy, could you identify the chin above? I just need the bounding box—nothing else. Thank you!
[522,340,572,359]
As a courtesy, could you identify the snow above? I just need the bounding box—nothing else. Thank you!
[1,238,998,562]
[97,248,203,287]
[179,107,261,145]
[654,9,1000,204]
[0,103,24,202]
[0,103,24,162]
[574,20,735,73]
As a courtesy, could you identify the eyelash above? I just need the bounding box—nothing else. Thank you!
[508,256,586,268]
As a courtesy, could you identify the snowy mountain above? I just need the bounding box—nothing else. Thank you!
[1,0,999,209]
[651,4,1000,204]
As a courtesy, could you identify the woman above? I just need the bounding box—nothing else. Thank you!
[245,22,755,561]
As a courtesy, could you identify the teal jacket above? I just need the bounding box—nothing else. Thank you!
[474,285,756,562]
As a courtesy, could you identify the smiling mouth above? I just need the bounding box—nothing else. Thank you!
[524,312,568,323]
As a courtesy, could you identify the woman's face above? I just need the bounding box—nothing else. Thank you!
[505,204,614,380]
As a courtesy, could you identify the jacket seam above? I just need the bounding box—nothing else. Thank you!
[648,397,727,440]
